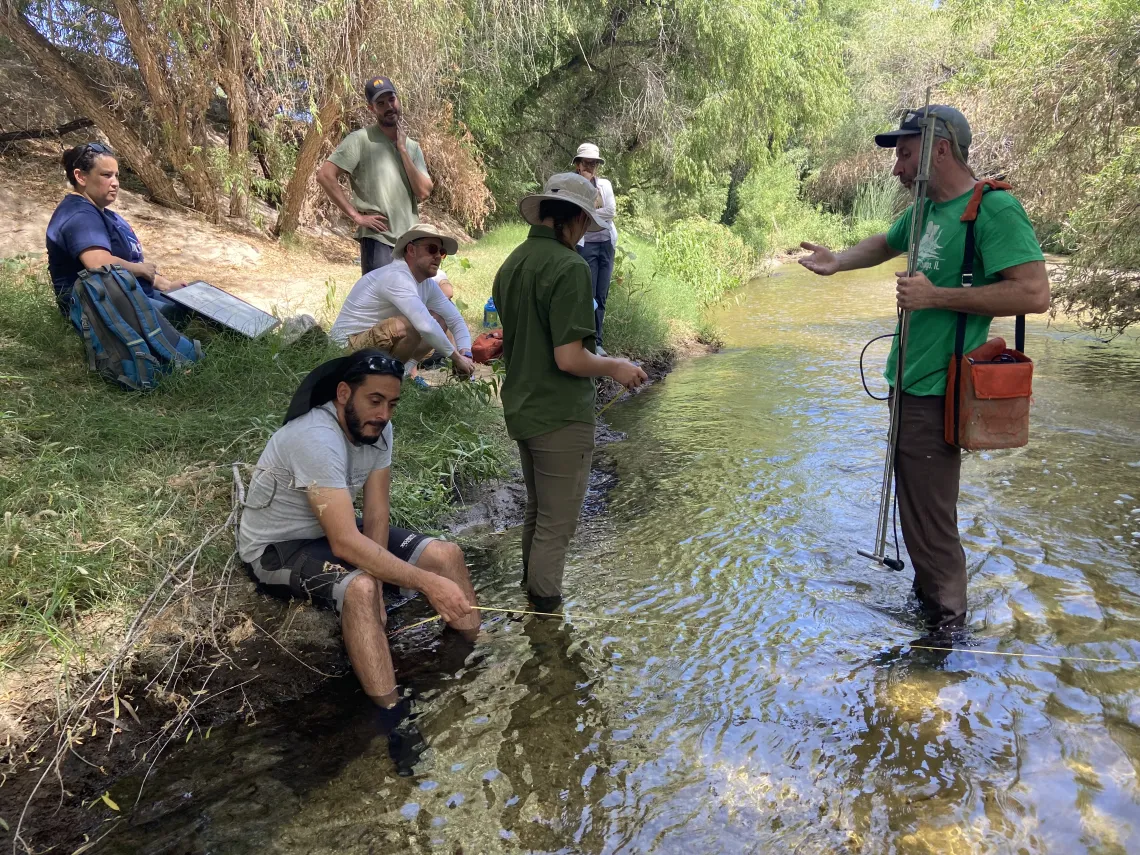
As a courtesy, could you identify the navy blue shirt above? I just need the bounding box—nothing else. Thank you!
[45,194,148,310]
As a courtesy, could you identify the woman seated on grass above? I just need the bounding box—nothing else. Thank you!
[46,142,187,322]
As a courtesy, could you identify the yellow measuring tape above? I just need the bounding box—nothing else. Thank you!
[596,391,627,419]
[391,603,1139,666]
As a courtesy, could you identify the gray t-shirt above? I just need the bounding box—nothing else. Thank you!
[327,127,428,247]
[237,403,393,563]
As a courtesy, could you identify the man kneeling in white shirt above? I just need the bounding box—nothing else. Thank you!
[331,224,475,378]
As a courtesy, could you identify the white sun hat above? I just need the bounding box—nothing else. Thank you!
[570,142,605,165]
[518,172,606,232]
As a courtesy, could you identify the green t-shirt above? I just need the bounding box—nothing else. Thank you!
[327,127,428,247]
[492,225,597,441]
[884,187,1044,396]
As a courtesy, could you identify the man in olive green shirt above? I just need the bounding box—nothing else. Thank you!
[317,76,433,275]
[799,105,1050,633]
[493,173,646,611]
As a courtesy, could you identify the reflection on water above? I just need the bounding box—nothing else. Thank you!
[100,264,1140,853]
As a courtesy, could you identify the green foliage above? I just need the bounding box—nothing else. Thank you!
[459,0,847,209]
[0,262,509,663]
[656,218,757,307]
[598,246,671,358]
[1053,128,1140,335]
[952,0,1140,331]
[731,155,849,255]
[441,224,737,358]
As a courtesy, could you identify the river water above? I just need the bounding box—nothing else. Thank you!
[99,263,1140,854]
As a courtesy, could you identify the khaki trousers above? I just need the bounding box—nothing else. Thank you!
[517,421,595,599]
[346,313,451,363]
[893,393,967,630]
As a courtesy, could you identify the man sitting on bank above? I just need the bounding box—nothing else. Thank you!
[237,349,480,771]
[330,225,475,380]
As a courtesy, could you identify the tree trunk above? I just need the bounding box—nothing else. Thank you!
[274,91,344,237]
[218,0,249,219]
[111,0,220,222]
[0,117,94,143]
[275,0,367,237]
[0,9,182,208]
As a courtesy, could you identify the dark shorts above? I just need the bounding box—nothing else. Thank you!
[246,521,433,615]
[360,238,394,276]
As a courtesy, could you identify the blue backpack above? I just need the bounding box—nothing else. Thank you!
[69,265,202,391]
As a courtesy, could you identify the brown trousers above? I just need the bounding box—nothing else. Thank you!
[517,421,595,599]
[894,393,967,630]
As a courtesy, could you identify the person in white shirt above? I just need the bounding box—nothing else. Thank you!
[330,224,475,378]
[572,143,618,356]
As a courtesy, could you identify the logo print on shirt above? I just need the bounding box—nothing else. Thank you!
[917,222,943,272]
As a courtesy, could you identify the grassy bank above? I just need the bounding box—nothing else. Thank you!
[0,261,510,675]
[0,215,752,719]
[441,222,746,358]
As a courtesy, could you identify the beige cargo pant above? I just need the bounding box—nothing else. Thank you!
[517,421,595,600]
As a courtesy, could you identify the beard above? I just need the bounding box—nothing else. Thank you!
[344,397,387,446]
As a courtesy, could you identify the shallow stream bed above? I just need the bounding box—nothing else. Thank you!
[96,262,1140,854]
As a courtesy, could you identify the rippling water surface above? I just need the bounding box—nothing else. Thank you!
[101,263,1140,854]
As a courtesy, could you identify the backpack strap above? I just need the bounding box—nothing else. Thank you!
[951,179,1018,447]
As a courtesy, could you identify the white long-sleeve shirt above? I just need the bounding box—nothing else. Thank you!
[582,176,618,245]
[329,259,472,354]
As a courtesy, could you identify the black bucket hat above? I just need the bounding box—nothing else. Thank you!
[284,349,405,425]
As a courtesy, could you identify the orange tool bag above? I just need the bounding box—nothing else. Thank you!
[471,329,503,363]
[944,180,1033,450]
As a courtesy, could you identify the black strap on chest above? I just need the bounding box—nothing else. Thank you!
[953,185,1026,361]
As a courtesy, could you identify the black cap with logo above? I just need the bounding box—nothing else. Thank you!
[364,76,398,103]
[874,104,972,162]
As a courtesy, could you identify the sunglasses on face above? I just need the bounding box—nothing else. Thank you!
[413,241,447,258]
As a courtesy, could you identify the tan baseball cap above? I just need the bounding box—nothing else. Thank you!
[518,172,606,232]
[393,223,459,258]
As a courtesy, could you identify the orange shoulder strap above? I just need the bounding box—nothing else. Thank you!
[961,178,1013,223]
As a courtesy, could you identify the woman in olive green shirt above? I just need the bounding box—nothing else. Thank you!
[493,173,647,611]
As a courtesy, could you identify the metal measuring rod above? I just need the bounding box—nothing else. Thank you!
[858,89,937,572]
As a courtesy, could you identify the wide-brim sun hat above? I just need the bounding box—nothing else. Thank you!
[393,223,460,258]
[519,172,606,232]
[571,142,605,165]
[283,349,404,424]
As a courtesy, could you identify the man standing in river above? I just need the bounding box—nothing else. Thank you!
[798,106,1050,632]
[316,76,433,275]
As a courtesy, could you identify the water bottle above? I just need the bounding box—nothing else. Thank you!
[483,297,500,329]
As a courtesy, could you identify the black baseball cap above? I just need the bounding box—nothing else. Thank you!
[364,76,398,103]
[874,104,972,162]
[284,349,404,425]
